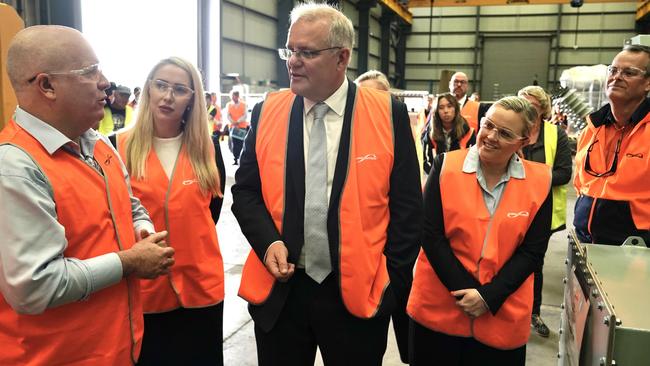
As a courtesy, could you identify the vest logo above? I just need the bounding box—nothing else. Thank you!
[506,211,529,218]
[356,153,377,163]
[182,179,198,185]
[626,153,644,159]
[104,154,112,165]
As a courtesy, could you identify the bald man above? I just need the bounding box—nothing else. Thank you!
[448,72,490,131]
[0,25,175,365]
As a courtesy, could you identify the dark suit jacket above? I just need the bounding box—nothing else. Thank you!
[231,81,422,331]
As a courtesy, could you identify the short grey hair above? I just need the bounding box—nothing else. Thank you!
[493,96,538,137]
[623,44,650,74]
[290,2,355,50]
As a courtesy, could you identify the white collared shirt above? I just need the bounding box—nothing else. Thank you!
[462,146,525,215]
[302,78,348,202]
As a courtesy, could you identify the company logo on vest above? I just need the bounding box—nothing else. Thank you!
[506,211,529,218]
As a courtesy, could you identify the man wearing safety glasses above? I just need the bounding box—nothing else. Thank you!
[574,44,650,247]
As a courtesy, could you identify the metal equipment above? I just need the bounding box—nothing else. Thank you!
[559,231,650,366]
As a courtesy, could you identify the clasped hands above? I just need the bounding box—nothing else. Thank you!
[451,288,489,318]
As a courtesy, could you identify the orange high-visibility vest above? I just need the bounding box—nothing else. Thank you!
[408,148,550,350]
[0,119,143,365]
[430,127,474,153]
[228,101,249,129]
[574,112,650,237]
[461,100,480,131]
[117,134,224,313]
[238,88,394,318]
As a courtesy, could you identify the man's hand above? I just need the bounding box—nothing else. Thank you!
[451,288,488,318]
[264,243,295,282]
[117,231,175,279]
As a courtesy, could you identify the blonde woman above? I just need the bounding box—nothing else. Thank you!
[116,57,226,365]
[408,97,552,365]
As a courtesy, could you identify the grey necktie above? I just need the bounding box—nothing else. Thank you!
[304,102,331,283]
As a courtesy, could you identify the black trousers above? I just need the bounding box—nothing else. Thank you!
[533,242,548,315]
[409,319,526,366]
[254,270,390,366]
[137,303,224,366]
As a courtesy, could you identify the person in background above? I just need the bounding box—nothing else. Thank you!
[116,57,226,366]
[226,90,248,165]
[354,69,390,91]
[408,96,552,365]
[206,92,223,138]
[129,86,141,109]
[232,3,421,365]
[421,93,476,174]
[98,84,134,135]
[0,25,173,366]
[574,44,650,247]
[518,85,572,338]
[449,72,490,131]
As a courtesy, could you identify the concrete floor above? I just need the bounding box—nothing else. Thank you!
[218,141,572,366]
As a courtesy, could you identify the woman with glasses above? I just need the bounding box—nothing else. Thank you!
[408,96,552,365]
[517,86,572,339]
[115,57,226,366]
[422,93,476,174]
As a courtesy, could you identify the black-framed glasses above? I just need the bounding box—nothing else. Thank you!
[606,65,648,79]
[28,63,102,83]
[150,79,194,99]
[584,132,623,177]
[278,47,342,60]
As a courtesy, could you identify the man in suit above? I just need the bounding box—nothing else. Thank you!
[231,3,422,365]
[449,71,490,131]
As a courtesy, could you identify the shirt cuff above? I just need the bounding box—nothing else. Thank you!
[475,289,491,313]
[263,240,285,263]
[80,252,123,298]
[134,221,155,238]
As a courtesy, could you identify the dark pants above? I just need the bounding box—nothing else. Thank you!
[254,270,390,366]
[137,303,224,366]
[409,319,526,366]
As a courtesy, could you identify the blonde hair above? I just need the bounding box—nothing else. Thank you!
[493,96,538,138]
[290,2,355,50]
[124,57,222,197]
[517,85,552,121]
[354,70,390,91]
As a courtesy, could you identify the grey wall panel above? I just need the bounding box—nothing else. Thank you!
[222,40,245,75]
[559,32,632,48]
[558,50,620,65]
[479,16,558,32]
[222,3,244,41]
[243,12,277,49]
[561,13,634,31]
[411,16,477,33]
[408,34,477,48]
[404,3,636,93]
[244,0,276,15]
[480,37,550,100]
[406,50,475,64]
[243,47,277,82]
